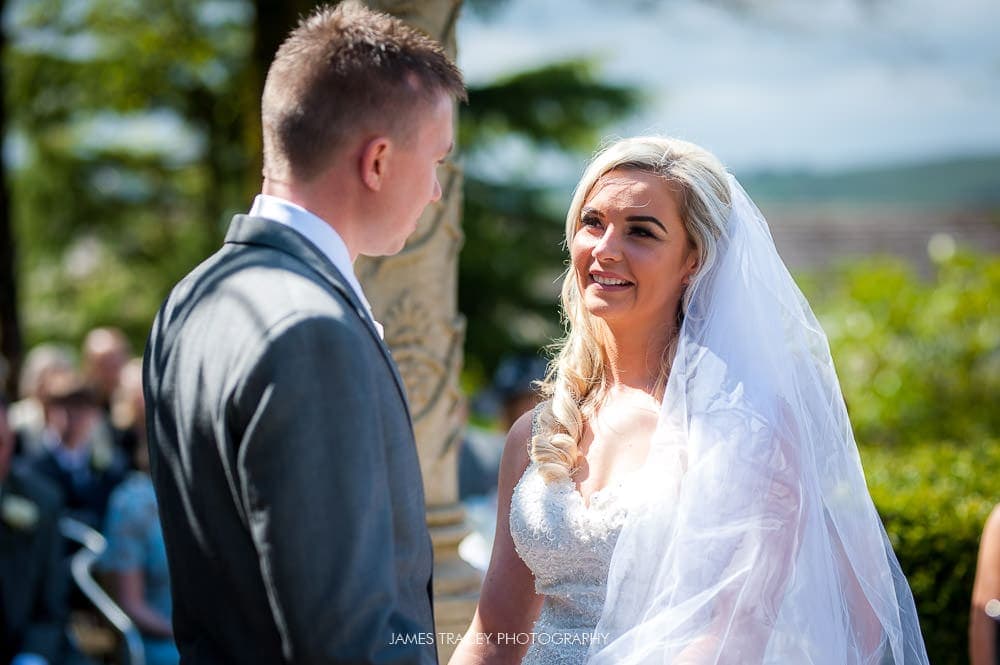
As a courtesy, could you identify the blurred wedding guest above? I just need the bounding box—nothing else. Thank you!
[81,327,130,415]
[100,361,178,665]
[493,355,548,434]
[28,369,127,529]
[459,354,546,500]
[971,505,1000,665]
[80,329,134,475]
[1,395,89,665]
[109,358,145,467]
[8,344,76,456]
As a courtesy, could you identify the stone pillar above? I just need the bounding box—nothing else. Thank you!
[356,2,480,662]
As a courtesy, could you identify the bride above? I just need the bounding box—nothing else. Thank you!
[449,136,929,664]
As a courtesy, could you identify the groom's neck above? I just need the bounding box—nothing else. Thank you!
[260,172,362,260]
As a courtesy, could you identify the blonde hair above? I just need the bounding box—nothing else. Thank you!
[531,136,732,481]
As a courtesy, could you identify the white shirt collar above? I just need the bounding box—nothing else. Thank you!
[248,194,383,337]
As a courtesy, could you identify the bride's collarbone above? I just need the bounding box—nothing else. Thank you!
[559,397,656,503]
[573,438,647,502]
[579,410,654,465]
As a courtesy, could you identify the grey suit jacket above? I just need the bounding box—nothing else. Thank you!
[144,215,436,665]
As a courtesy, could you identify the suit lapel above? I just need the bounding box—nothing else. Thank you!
[223,215,411,410]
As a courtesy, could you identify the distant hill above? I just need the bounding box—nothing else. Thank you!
[741,154,1000,208]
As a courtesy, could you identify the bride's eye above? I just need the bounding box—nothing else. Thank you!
[580,214,603,229]
[628,226,654,238]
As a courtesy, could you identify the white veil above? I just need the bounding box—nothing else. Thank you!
[587,176,929,664]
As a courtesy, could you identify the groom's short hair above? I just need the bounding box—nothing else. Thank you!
[261,1,466,182]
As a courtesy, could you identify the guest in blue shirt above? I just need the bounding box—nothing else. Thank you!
[28,368,127,530]
[99,360,178,665]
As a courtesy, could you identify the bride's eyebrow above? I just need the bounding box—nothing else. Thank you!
[581,207,604,218]
[626,215,665,231]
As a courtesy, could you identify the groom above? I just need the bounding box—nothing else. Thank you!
[143,3,465,664]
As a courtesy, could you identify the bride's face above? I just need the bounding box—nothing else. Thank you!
[571,168,698,333]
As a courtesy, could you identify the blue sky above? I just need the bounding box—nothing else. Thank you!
[457,0,1000,172]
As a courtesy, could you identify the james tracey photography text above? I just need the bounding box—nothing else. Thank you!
[389,631,611,646]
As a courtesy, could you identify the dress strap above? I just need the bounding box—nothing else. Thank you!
[527,400,548,455]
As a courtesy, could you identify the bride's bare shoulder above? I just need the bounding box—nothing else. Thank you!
[498,402,545,492]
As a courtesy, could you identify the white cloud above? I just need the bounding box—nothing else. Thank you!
[458,0,1000,169]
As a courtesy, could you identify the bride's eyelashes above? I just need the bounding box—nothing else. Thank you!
[580,214,662,240]
[627,224,657,239]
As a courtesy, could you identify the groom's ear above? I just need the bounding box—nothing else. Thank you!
[359,136,392,191]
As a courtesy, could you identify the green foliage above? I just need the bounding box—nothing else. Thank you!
[801,250,1000,445]
[6,0,255,350]
[461,59,643,152]
[862,438,999,664]
[459,177,566,383]
[805,251,999,662]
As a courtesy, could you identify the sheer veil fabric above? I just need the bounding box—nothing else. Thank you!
[587,176,929,664]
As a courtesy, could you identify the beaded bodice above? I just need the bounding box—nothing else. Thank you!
[509,454,633,664]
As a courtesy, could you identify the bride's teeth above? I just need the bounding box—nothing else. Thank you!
[592,274,630,286]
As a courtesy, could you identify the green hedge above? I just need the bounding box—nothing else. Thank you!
[801,251,999,662]
[802,251,1000,446]
[861,438,999,665]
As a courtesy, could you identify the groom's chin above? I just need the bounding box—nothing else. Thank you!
[386,234,413,257]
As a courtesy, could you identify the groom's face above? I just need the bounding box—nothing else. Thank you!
[365,92,454,256]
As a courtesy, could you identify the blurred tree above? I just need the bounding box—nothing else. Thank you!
[4,0,256,358]
[0,0,22,397]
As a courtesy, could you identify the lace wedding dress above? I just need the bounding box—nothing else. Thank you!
[509,416,634,665]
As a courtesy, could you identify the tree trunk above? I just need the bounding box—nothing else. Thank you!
[0,0,24,398]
